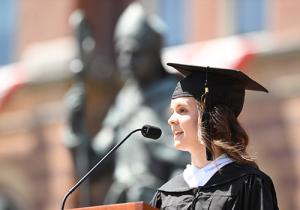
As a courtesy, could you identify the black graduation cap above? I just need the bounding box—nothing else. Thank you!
[167,62,268,160]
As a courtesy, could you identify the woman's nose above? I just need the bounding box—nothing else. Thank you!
[168,114,178,125]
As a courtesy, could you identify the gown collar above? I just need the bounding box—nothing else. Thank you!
[183,154,233,188]
[158,161,261,192]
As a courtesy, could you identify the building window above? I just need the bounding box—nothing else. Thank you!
[235,0,266,34]
[0,0,17,66]
[158,0,185,46]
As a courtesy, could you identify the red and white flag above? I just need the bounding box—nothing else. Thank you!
[0,64,24,111]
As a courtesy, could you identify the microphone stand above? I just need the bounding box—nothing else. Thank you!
[61,128,142,210]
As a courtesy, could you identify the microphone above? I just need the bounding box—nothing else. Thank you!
[61,125,162,210]
[141,124,162,139]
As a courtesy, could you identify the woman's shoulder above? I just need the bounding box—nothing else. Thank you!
[157,172,191,193]
[202,162,275,188]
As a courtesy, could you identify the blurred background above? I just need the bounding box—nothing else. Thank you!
[1,0,300,210]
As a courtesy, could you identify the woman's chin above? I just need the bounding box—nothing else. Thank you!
[174,140,186,151]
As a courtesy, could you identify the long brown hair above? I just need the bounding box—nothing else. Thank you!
[197,102,258,168]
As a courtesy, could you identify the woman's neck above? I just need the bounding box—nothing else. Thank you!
[190,148,210,168]
[190,147,223,168]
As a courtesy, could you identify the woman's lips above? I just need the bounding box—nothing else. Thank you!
[174,131,183,137]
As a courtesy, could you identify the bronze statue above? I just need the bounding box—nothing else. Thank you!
[64,9,119,206]
[92,2,189,204]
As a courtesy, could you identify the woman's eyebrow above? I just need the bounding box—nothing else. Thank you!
[170,103,185,112]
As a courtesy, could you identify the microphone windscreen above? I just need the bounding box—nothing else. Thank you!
[141,125,162,140]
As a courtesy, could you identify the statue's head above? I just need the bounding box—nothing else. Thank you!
[114,2,166,83]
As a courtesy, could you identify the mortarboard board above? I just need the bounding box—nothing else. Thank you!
[167,62,268,160]
[169,63,268,116]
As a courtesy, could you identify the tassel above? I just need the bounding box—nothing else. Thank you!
[201,71,213,161]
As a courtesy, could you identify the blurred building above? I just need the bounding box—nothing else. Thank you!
[0,1,76,210]
[0,1,128,210]
[0,0,300,210]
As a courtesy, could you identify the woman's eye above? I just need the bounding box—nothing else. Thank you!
[178,108,187,114]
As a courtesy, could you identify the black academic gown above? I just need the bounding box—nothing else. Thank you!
[150,162,279,210]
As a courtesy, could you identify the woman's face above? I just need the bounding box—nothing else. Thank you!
[168,97,203,152]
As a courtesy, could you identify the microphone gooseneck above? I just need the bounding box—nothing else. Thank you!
[61,128,141,210]
[61,125,161,210]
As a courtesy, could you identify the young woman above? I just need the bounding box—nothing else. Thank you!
[150,63,279,210]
